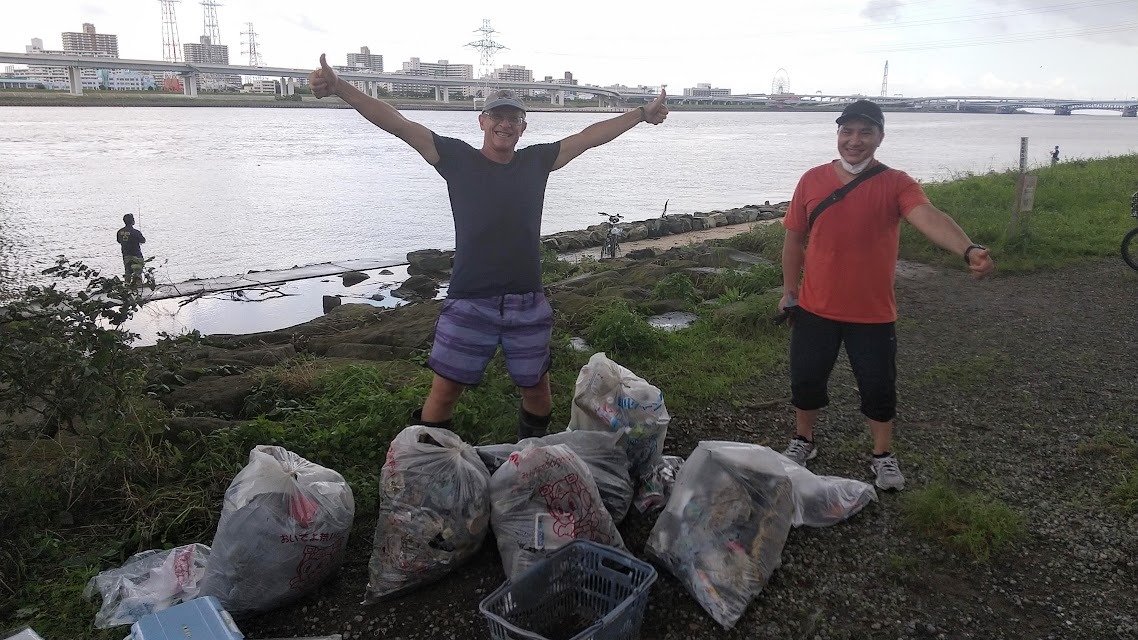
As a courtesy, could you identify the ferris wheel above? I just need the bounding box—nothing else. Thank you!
[771,69,791,95]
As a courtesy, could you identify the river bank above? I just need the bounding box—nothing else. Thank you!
[0,90,1029,114]
[2,157,1136,639]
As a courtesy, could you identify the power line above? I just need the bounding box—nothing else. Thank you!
[860,21,1138,53]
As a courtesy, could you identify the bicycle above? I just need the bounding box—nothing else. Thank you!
[598,212,625,259]
[1123,190,1138,271]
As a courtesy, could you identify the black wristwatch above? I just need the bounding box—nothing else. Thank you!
[963,243,986,264]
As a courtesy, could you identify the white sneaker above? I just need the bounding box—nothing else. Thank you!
[871,454,906,491]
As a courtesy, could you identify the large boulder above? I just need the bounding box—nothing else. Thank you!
[694,248,773,269]
[392,275,439,302]
[341,271,370,287]
[406,249,454,275]
[161,371,263,418]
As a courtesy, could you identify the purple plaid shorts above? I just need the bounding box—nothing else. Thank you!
[429,291,554,387]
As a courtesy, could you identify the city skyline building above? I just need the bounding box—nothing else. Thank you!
[346,46,383,72]
[395,56,473,97]
[683,82,731,97]
[184,35,240,89]
[61,23,119,58]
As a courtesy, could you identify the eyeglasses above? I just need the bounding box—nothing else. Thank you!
[483,111,525,125]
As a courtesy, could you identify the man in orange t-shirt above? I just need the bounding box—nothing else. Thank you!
[779,100,995,491]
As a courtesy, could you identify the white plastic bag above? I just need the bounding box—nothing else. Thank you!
[365,425,491,602]
[199,445,355,615]
[476,429,633,523]
[567,352,670,479]
[490,444,625,580]
[645,441,794,629]
[83,543,210,628]
[751,445,877,527]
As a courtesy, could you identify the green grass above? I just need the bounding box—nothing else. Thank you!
[912,350,1009,389]
[902,155,1138,272]
[902,479,1025,563]
[1108,469,1138,515]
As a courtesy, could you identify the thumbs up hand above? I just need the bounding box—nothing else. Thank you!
[643,88,669,125]
[309,53,339,99]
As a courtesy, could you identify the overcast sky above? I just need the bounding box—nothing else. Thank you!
[3,0,1136,99]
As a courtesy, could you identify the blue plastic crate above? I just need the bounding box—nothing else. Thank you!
[129,596,243,640]
[479,541,657,640]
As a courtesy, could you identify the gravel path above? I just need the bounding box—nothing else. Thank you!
[242,258,1138,640]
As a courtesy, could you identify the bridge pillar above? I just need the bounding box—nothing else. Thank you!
[443,87,449,103]
[1123,105,1137,117]
[67,66,83,96]
[1054,106,1072,116]
[281,77,295,96]
[182,73,198,97]
[550,90,565,106]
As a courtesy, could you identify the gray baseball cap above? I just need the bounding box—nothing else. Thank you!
[483,94,526,112]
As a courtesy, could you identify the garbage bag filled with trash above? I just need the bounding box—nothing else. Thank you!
[490,443,625,580]
[633,454,684,513]
[199,445,355,615]
[645,441,794,629]
[365,425,491,602]
[84,543,211,628]
[750,445,877,527]
[476,429,633,523]
[567,352,670,480]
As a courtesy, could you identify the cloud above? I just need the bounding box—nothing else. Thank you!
[79,3,109,18]
[281,15,327,34]
[860,0,905,22]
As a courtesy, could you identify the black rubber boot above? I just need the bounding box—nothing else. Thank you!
[410,408,453,430]
[516,406,552,443]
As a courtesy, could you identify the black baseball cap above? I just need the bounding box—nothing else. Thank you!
[836,99,884,130]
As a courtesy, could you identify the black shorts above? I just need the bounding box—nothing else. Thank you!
[789,308,897,422]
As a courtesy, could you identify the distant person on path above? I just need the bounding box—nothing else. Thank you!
[1051,145,1060,165]
[308,54,668,441]
[777,99,995,491]
[116,213,146,285]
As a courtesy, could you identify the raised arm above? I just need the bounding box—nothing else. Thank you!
[551,89,669,171]
[905,203,994,279]
[310,54,439,165]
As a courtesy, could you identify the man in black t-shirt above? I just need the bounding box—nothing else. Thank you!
[116,213,146,285]
[309,54,668,440]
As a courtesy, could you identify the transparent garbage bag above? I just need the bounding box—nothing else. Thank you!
[645,441,794,629]
[365,425,491,602]
[752,445,877,527]
[83,543,210,628]
[476,429,633,523]
[199,445,355,615]
[567,352,670,480]
[490,444,625,580]
[633,455,684,513]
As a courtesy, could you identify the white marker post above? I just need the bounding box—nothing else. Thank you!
[1010,137,1038,237]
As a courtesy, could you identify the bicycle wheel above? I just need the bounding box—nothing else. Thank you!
[1123,228,1138,271]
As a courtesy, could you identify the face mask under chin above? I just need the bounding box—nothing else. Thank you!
[840,157,872,174]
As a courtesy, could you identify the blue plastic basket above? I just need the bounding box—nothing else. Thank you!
[479,541,657,640]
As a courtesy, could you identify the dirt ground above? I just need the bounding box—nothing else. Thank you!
[241,257,1138,640]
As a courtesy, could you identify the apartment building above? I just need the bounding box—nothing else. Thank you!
[346,46,383,72]
[183,36,240,90]
[683,82,731,97]
[61,23,119,58]
[393,57,473,97]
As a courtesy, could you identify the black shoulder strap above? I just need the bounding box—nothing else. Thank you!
[808,163,890,231]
